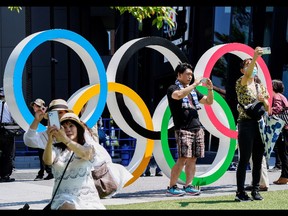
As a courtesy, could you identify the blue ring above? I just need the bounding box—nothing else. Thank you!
[13,29,107,131]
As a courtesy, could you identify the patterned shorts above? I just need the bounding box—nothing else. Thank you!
[175,128,205,158]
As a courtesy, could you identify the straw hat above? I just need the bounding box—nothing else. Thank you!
[44,99,73,119]
[60,112,86,131]
[30,98,45,108]
[48,99,73,112]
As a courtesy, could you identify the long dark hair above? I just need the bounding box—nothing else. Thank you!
[53,120,85,151]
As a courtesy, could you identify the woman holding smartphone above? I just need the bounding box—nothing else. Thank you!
[43,112,105,210]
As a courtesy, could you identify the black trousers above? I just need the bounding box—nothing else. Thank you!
[37,148,52,177]
[237,119,264,192]
[0,133,15,178]
[276,129,288,178]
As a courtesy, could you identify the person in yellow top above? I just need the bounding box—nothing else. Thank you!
[235,47,270,202]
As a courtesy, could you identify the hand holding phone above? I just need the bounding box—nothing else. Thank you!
[262,47,271,55]
[41,106,47,112]
[200,78,208,83]
[48,110,60,129]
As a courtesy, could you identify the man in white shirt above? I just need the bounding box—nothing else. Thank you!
[29,98,54,181]
[24,99,73,150]
[0,87,16,182]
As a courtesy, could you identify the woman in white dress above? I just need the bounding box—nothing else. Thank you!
[43,112,105,210]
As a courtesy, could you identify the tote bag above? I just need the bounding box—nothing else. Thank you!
[258,113,285,160]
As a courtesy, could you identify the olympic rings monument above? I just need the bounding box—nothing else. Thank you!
[3,29,272,187]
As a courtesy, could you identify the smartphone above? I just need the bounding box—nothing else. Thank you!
[262,47,271,55]
[48,110,60,129]
[200,78,208,83]
[41,106,47,112]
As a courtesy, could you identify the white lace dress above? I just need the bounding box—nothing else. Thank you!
[50,143,105,210]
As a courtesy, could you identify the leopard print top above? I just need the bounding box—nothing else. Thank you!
[235,76,269,121]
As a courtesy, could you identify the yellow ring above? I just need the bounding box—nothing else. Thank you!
[71,82,154,186]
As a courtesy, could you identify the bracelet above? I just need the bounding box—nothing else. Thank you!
[208,89,213,91]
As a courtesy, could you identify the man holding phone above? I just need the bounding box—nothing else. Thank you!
[29,98,54,181]
[24,99,73,149]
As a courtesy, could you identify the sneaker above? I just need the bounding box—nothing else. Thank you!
[251,191,263,201]
[228,162,237,171]
[183,185,200,195]
[268,167,281,172]
[0,176,15,183]
[235,191,253,202]
[155,172,163,177]
[34,175,43,181]
[166,185,186,197]
[44,174,54,180]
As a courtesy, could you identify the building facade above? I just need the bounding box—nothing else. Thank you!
[1,6,288,156]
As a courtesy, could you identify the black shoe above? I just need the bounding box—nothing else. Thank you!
[19,203,30,210]
[34,175,43,181]
[144,172,151,177]
[44,174,54,180]
[235,191,253,202]
[155,172,163,176]
[251,190,263,201]
[0,176,15,182]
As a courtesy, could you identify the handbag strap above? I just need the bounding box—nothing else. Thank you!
[255,83,260,96]
[50,151,74,203]
[0,101,5,129]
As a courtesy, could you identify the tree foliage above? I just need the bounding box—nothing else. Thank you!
[7,7,22,13]
[8,6,176,30]
[112,6,176,30]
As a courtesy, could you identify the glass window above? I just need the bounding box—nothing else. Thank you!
[214,7,231,44]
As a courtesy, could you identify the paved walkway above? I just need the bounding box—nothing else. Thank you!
[0,164,287,210]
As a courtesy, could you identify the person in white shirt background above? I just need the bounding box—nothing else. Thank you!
[0,87,16,182]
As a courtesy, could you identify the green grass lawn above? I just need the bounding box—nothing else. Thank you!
[106,190,288,210]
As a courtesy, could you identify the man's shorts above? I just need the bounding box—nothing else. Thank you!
[175,128,205,158]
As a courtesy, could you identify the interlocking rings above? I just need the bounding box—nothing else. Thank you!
[3,30,272,187]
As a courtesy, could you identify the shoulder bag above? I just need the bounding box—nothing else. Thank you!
[238,83,265,121]
[1,100,24,137]
[91,161,118,199]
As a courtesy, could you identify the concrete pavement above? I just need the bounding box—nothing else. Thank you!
[0,163,287,210]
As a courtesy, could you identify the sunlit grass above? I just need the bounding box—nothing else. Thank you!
[106,190,288,210]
